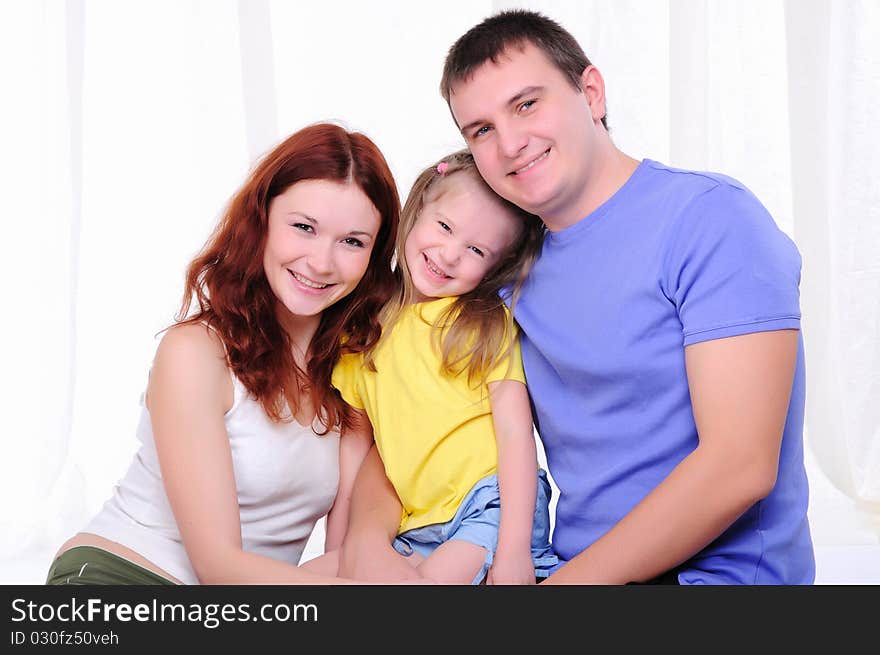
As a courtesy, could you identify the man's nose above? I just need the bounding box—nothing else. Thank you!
[497,123,528,159]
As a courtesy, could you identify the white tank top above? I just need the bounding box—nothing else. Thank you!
[83,368,340,584]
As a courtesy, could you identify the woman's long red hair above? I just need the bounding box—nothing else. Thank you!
[177,123,399,432]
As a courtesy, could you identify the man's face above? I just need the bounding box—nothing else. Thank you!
[449,43,602,228]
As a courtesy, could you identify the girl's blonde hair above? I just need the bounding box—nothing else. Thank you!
[366,150,545,386]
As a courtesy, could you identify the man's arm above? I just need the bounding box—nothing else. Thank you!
[337,444,420,581]
[542,329,798,584]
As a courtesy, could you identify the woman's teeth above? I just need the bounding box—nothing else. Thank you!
[291,270,330,289]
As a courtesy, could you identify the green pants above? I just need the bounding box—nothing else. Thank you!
[46,546,176,585]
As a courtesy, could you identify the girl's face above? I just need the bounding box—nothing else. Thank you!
[263,179,381,322]
[404,174,521,302]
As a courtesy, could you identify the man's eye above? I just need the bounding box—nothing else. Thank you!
[474,125,491,138]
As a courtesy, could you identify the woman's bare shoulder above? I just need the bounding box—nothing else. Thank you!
[157,322,226,358]
[147,322,232,410]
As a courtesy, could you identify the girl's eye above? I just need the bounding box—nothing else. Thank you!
[343,237,365,248]
[469,246,484,257]
[438,221,451,232]
[292,223,314,233]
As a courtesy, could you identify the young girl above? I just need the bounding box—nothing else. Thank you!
[318,150,556,584]
[45,123,400,585]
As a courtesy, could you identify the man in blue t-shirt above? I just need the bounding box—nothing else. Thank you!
[339,10,814,585]
[436,10,814,585]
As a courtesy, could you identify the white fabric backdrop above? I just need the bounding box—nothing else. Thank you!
[1,0,877,583]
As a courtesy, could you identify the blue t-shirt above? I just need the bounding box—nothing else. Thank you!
[513,159,815,584]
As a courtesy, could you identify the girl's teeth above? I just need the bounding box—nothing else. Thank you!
[425,255,448,278]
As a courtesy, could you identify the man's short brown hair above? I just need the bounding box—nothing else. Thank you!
[441,9,608,130]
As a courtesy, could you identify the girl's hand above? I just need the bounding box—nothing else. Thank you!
[486,548,536,585]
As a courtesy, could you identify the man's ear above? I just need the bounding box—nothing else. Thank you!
[580,65,607,126]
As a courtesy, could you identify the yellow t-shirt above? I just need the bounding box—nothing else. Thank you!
[332,297,526,534]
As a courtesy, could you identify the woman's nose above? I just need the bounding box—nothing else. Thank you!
[307,240,334,275]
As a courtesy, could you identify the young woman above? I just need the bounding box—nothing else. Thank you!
[46,123,400,585]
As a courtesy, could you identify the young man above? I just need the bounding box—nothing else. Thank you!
[341,10,814,584]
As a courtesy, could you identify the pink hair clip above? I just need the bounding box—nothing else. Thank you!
[436,162,449,175]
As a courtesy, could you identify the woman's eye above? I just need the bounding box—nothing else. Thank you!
[519,99,536,112]
[292,223,314,233]
[343,237,365,248]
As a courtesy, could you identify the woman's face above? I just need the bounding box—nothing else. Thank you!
[263,179,381,321]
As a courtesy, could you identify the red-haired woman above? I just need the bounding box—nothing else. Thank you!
[45,123,400,585]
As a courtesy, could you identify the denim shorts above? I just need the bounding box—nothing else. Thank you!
[392,469,559,585]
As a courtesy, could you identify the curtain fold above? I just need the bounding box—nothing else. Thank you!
[0,0,84,562]
[237,0,277,160]
[787,0,880,519]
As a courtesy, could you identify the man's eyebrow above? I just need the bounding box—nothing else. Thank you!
[508,85,544,106]
[459,85,545,135]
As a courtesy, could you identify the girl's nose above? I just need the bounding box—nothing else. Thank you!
[438,244,460,267]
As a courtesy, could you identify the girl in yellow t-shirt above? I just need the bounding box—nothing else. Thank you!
[306,150,557,584]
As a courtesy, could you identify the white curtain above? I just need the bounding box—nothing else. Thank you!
[1,0,877,583]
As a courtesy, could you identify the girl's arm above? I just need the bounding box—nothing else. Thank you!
[324,409,374,551]
[148,323,350,584]
[487,378,539,585]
